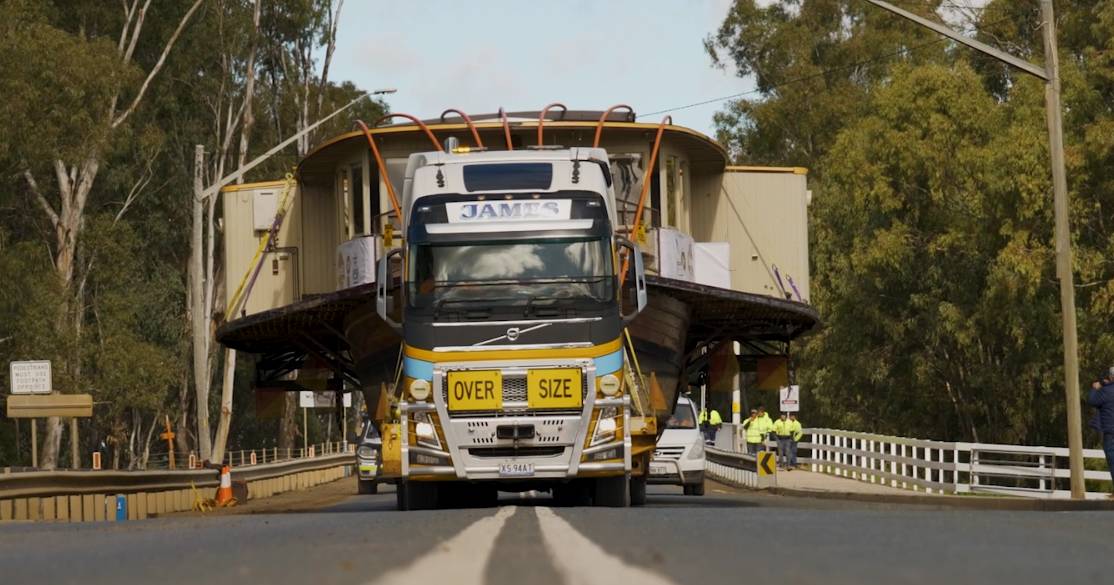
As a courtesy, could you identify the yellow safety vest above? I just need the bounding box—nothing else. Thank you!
[788,420,803,441]
[744,417,763,443]
[772,419,790,437]
[709,410,723,425]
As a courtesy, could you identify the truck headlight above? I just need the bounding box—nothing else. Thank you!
[412,412,442,449]
[590,407,618,446]
[357,445,376,460]
[687,440,705,460]
[409,378,431,401]
[598,374,620,396]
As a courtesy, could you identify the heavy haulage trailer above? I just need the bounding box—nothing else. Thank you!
[214,105,819,511]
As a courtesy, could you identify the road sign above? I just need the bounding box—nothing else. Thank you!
[757,451,776,476]
[779,385,800,412]
[9,361,52,394]
[6,393,93,418]
[299,391,351,409]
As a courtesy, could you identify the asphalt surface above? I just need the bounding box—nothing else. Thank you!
[2,481,1113,585]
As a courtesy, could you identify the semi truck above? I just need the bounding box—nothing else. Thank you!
[374,146,649,509]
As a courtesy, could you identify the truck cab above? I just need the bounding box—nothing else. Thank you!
[376,147,647,509]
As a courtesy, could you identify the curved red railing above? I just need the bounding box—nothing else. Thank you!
[536,102,568,146]
[440,108,484,148]
[498,107,514,150]
[593,104,635,148]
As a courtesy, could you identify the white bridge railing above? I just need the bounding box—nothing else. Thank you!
[714,424,1112,500]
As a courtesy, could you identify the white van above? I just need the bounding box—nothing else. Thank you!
[648,395,705,495]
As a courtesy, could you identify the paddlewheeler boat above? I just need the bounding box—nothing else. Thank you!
[216,106,817,503]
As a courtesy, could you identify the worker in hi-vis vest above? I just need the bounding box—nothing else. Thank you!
[742,409,764,455]
[787,413,804,470]
[772,413,793,469]
[698,408,723,444]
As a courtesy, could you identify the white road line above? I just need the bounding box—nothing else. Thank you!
[370,506,517,585]
[534,507,678,585]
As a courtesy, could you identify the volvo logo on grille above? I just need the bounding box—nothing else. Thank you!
[506,327,520,341]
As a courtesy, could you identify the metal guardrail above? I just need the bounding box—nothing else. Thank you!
[704,446,776,489]
[798,428,1111,500]
[0,453,351,499]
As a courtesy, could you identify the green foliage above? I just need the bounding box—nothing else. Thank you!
[0,0,383,465]
[712,0,1114,446]
[0,1,137,172]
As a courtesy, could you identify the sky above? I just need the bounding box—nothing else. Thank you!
[328,0,747,139]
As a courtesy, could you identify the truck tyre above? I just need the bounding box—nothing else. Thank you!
[684,482,705,496]
[358,479,378,495]
[397,481,438,510]
[593,475,630,507]
[630,476,647,506]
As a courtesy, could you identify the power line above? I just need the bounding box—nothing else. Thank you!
[638,36,947,118]
[639,8,1015,120]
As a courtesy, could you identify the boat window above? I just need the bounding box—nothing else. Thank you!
[351,164,365,235]
[666,156,679,228]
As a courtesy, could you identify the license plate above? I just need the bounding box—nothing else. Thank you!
[447,370,502,411]
[650,463,669,475]
[526,368,582,409]
[499,462,535,477]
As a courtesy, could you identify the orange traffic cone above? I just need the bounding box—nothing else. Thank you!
[216,465,234,506]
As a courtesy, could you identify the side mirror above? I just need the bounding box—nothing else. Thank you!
[616,236,647,323]
[376,248,404,334]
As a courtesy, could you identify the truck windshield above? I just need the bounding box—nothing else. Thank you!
[408,237,613,310]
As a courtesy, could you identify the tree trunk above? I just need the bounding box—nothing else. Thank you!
[210,348,237,464]
[190,145,213,460]
[176,371,192,457]
[279,393,298,452]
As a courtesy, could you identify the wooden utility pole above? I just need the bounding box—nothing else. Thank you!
[863,0,1086,500]
[1039,0,1085,501]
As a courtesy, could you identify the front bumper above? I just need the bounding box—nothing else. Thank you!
[400,358,630,481]
[647,457,705,486]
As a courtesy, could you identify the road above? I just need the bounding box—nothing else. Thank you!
[1,481,1112,585]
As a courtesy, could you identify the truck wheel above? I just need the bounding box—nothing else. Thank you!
[630,476,647,506]
[685,482,705,496]
[594,475,630,507]
[397,481,438,510]
[358,479,378,495]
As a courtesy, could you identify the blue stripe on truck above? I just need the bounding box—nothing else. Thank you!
[403,356,434,381]
[594,349,624,376]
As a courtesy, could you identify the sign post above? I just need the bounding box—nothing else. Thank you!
[30,419,37,468]
[9,360,53,469]
[159,415,177,470]
[779,385,800,413]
